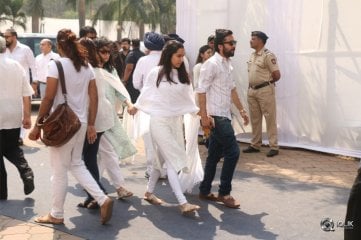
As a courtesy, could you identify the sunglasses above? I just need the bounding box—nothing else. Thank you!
[223,40,237,46]
[99,49,110,54]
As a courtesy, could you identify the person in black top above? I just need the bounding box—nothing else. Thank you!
[123,39,145,103]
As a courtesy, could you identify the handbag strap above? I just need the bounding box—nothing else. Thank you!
[54,60,68,103]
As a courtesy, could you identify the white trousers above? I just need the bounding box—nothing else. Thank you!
[49,124,107,219]
[147,116,187,205]
[98,136,125,189]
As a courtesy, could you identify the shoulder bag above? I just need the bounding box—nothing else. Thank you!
[37,60,81,147]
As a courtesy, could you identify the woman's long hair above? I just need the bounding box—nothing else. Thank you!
[196,45,212,64]
[156,40,190,87]
[79,37,100,68]
[56,28,88,72]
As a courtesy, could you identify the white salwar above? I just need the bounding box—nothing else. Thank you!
[98,137,125,189]
[135,66,203,199]
[95,69,136,186]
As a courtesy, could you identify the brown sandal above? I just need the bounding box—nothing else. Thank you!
[199,193,218,201]
[143,193,163,205]
[34,213,64,225]
[218,195,240,209]
[117,187,133,199]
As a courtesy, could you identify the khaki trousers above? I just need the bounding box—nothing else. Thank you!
[247,84,279,150]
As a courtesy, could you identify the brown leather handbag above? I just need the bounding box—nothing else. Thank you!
[37,60,81,147]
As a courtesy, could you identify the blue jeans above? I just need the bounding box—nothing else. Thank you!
[199,116,240,196]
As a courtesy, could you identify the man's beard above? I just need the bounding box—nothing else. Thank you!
[224,49,235,58]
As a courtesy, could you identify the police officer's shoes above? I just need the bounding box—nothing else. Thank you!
[243,146,260,153]
[267,149,279,157]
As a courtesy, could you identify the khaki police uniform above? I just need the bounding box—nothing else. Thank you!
[247,47,280,150]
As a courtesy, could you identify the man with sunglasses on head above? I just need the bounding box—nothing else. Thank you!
[197,29,249,209]
[243,31,281,157]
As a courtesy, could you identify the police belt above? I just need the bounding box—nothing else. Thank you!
[249,81,274,90]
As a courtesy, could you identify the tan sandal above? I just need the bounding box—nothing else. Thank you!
[217,195,240,209]
[143,193,163,205]
[100,197,114,225]
[179,203,200,214]
[117,187,133,199]
[34,213,64,225]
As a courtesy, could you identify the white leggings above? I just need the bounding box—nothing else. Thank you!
[147,160,187,205]
[146,116,188,205]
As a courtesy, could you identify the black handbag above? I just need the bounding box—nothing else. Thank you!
[37,60,81,147]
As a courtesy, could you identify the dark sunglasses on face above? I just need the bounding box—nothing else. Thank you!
[223,40,237,46]
[99,49,110,54]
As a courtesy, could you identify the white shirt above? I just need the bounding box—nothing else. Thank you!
[47,58,95,124]
[135,66,198,117]
[132,50,162,91]
[0,54,34,129]
[196,52,236,120]
[35,51,60,83]
[5,41,37,82]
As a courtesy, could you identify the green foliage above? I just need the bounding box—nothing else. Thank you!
[62,10,78,19]
[0,0,176,34]
[24,0,44,16]
[91,0,176,35]
[0,0,27,30]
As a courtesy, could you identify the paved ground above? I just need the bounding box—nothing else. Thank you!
[0,113,359,240]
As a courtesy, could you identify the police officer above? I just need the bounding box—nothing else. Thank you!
[243,31,281,157]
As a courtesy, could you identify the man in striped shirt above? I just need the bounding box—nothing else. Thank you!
[197,29,249,209]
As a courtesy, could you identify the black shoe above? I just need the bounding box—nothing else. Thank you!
[266,149,279,157]
[18,138,23,146]
[78,198,92,208]
[243,146,260,153]
[22,170,34,195]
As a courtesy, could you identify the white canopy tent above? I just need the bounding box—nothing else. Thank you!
[176,0,361,158]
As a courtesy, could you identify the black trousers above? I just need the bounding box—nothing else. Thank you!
[344,169,361,239]
[82,132,106,200]
[0,128,33,199]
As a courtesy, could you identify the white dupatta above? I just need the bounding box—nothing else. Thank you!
[179,114,204,193]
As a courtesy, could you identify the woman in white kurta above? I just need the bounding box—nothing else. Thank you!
[128,40,200,214]
[94,38,136,199]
